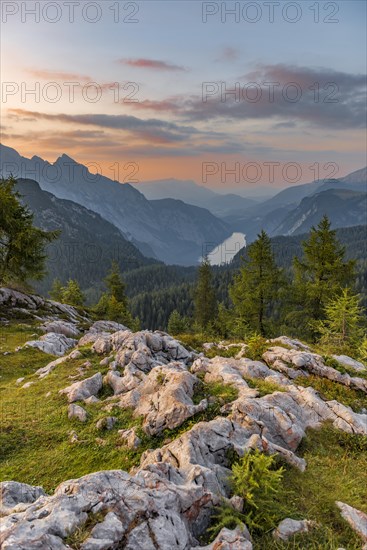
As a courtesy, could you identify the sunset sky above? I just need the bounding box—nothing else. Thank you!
[1,0,366,188]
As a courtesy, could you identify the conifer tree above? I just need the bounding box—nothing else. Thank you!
[167,309,188,334]
[292,216,355,334]
[94,261,139,329]
[194,257,217,331]
[0,177,58,287]
[61,279,84,306]
[314,288,365,354]
[230,230,281,336]
[49,278,63,301]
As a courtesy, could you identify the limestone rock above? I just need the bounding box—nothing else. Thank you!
[114,363,207,435]
[96,416,118,430]
[336,501,367,543]
[196,526,252,549]
[41,320,79,338]
[332,355,366,373]
[68,404,88,422]
[24,332,77,356]
[60,372,102,402]
[273,518,315,541]
[0,470,217,549]
[0,481,46,516]
[118,428,141,449]
[263,346,367,393]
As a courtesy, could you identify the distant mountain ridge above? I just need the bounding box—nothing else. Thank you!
[0,144,231,265]
[222,167,366,241]
[15,179,158,295]
[132,178,258,216]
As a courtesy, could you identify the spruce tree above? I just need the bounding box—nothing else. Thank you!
[194,257,217,332]
[314,288,364,355]
[230,230,281,337]
[167,309,188,334]
[49,278,63,301]
[0,177,58,287]
[61,279,84,306]
[292,216,355,333]
[94,261,139,329]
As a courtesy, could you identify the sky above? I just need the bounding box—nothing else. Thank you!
[1,0,366,189]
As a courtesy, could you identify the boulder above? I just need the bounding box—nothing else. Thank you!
[332,355,366,373]
[96,416,118,430]
[68,404,88,422]
[24,332,77,356]
[118,428,141,449]
[196,526,252,549]
[59,372,103,402]
[273,518,315,541]
[41,320,80,338]
[336,502,367,543]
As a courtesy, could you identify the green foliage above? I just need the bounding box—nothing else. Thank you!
[93,262,139,329]
[313,288,365,355]
[0,177,58,287]
[60,279,85,306]
[230,231,283,337]
[167,309,190,334]
[64,511,107,549]
[194,257,218,331]
[245,333,268,360]
[231,450,285,532]
[291,216,355,338]
[49,278,63,301]
[210,450,285,539]
[359,337,367,363]
[244,378,286,397]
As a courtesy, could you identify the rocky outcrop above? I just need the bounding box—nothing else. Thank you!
[332,355,367,373]
[0,287,85,323]
[40,320,80,338]
[23,332,77,356]
[59,373,102,402]
[2,319,367,549]
[110,363,207,435]
[0,470,218,550]
[263,346,367,393]
[0,481,46,516]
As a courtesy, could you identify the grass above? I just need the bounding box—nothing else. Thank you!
[244,377,286,397]
[252,424,367,549]
[204,345,243,359]
[64,511,107,548]
[1,323,367,549]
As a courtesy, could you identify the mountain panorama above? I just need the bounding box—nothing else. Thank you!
[1,139,367,549]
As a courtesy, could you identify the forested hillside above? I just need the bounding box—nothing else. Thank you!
[128,225,367,330]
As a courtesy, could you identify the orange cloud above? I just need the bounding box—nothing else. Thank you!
[118,58,186,71]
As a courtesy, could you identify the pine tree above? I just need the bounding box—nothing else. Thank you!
[105,261,128,307]
[314,288,365,355]
[0,177,58,287]
[194,257,217,332]
[49,278,63,301]
[94,261,139,329]
[61,279,84,307]
[167,309,188,334]
[292,216,355,335]
[230,230,281,337]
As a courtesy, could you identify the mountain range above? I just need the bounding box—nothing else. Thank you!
[131,178,258,217]
[0,144,231,265]
[15,179,158,295]
[1,144,366,265]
